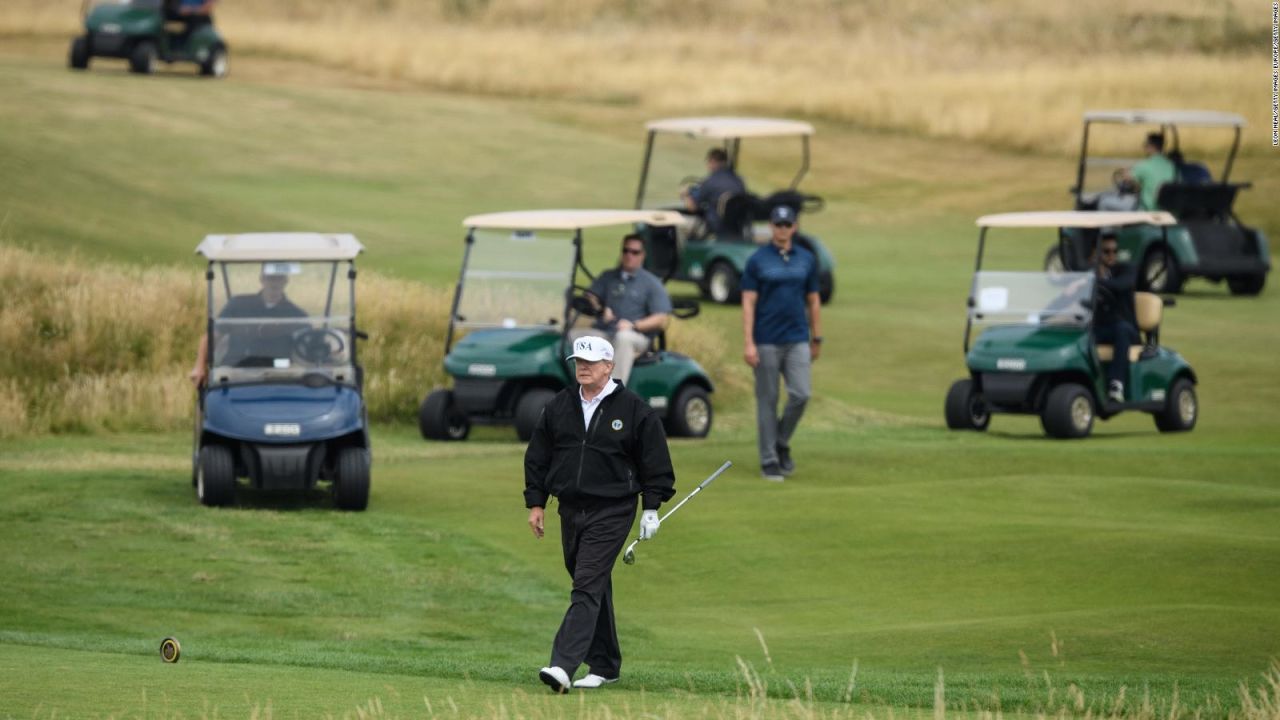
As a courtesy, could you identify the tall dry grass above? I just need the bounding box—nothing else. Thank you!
[1,0,1269,153]
[0,243,743,437]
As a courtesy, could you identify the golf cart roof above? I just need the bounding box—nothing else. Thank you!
[645,117,815,139]
[976,211,1178,229]
[1083,110,1246,128]
[462,209,686,231]
[196,233,365,261]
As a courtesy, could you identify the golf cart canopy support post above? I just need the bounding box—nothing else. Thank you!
[445,230,475,355]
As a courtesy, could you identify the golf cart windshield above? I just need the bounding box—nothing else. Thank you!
[970,271,1095,328]
[455,229,576,330]
[208,261,356,384]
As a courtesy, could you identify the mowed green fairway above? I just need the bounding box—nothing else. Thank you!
[1,41,1279,717]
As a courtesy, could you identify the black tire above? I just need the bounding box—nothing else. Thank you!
[129,40,156,74]
[418,389,470,441]
[1226,274,1266,296]
[1040,383,1095,439]
[1139,247,1183,294]
[1044,245,1066,274]
[1154,378,1198,433]
[818,271,835,304]
[704,261,741,304]
[200,45,228,78]
[668,384,713,438]
[69,36,90,70]
[334,447,371,511]
[196,444,235,507]
[944,378,990,431]
[515,388,556,442]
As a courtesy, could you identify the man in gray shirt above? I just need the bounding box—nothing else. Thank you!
[582,234,673,384]
[682,148,746,235]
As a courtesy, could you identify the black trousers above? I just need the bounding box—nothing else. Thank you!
[1096,320,1141,387]
[550,497,637,678]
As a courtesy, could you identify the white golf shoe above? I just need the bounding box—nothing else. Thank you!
[572,673,619,689]
[539,666,571,694]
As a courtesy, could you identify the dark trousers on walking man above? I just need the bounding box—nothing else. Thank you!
[549,498,636,678]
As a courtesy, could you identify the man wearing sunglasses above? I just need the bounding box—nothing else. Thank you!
[581,234,673,384]
[741,205,823,481]
[1092,231,1139,403]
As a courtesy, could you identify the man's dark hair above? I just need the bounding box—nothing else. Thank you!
[1145,132,1164,152]
[706,148,729,164]
[621,233,644,250]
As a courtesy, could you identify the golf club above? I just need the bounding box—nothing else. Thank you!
[622,460,731,565]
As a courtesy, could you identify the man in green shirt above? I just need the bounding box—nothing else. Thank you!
[1122,132,1176,210]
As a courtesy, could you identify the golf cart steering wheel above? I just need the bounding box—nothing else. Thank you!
[293,328,346,363]
[569,286,604,318]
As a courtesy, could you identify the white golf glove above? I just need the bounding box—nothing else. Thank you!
[639,510,660,540]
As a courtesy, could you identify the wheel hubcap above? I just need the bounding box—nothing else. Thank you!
[196,465,205,499]
[709,272,729,302]
[1145,257,1167,290]
[1070,395,1092,430]
[1046,251,1064,274]
[447,418,467,439]
[1178,389,1196,424]
[685,397,710,434]
[213,52,227,76]
[969,395,988,426]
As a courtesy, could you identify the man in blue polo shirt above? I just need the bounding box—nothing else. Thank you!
[741,205,823,481]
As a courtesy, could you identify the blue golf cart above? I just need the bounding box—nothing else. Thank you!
[192,233,371,509]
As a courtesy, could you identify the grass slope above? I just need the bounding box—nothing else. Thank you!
[0,41,1279,718]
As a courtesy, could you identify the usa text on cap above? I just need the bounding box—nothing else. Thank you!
[566,335,615,362]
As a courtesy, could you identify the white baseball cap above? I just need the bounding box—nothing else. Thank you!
[566,335,614,362]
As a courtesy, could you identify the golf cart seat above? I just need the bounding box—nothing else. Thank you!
[1156,183,1238,220]
[716,192,757,239]
[636,298,701,362]
[1096,291,1162,363]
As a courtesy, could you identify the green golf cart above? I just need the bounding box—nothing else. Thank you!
[418,210,715,442]
[948,211,1198,439]
[1048,110,1268,295]
[69,0,228,77]
[632,117,836,305]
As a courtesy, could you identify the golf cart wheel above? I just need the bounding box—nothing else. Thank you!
[1154,378,1198,433]
[819,271,835,304]
[129,40,157,74]
[668,385,713,438]
[69,36,90,70]
[704,261,741,304]
[944,378,990,431]
[334,447,371,511]
[196,444,235,507]
[1040,383,1095,439]
[1226,274,1266,296]
[1043,246,1066,274]
[418,389,470,441]
[1140,247,1183,294]
[515,388,556,442]
[201,45,228,78]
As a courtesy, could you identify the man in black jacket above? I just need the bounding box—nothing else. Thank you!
[1092,232,1140,403]
[524,335,676,693]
